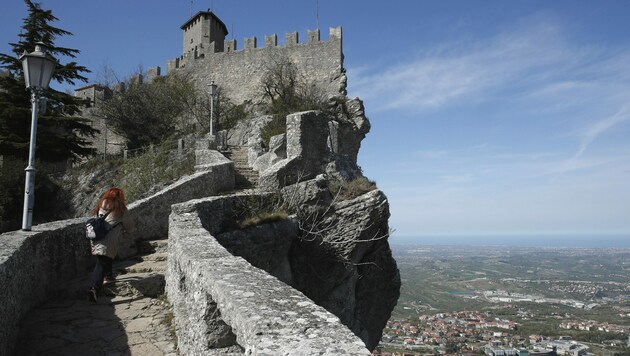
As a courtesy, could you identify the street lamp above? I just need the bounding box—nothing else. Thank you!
[208,81,217,136]
[19,42,57,231]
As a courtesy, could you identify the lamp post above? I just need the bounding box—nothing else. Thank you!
[208,81,217,136]
[19,42,57,231]
[103,116,109,159]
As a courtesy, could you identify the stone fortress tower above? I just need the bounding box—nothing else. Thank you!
[76,10,346,155]
[181,11,228,57]
[167,10,345,106]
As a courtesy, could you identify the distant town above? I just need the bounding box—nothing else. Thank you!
[376,310,629,355]
[380,244,630,355]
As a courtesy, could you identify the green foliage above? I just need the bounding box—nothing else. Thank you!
[260,114,287,147]
[99,73,196,149]
[118,139,195,203]
[0,156,74,233]
[217,100,249,132]
[259,55,329,146]
[225,193,289,231]
[328,176,377,200]
[0,0,97,163]
[238,211,289,229]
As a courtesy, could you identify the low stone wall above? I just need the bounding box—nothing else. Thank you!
[0,157,234,355]
[0,218,87,356]
[119,156,234,259]
[166,195,371,355]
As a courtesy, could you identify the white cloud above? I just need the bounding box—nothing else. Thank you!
[575,105,630,158]
[355,14,630,236]
[349,17,630,114]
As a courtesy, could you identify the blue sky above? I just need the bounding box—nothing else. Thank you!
[2,1,629,239]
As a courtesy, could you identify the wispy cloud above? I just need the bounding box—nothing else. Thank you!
[574,105,630,159]
[547,104,630,177]
[349,17,630,114]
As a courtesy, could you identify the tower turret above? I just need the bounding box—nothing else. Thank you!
[181,10,228,56]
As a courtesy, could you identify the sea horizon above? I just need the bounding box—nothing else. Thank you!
[391,234,630,248]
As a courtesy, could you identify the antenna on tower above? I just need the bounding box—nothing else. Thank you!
[316,0,319,30]
[190,0,193,17]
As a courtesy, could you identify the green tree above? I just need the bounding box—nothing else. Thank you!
[259,55,328,145]
[0,0,97,162]
[98,73,197,149]
[0,0,94,232]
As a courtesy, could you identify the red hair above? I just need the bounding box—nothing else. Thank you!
[92,187,127,217]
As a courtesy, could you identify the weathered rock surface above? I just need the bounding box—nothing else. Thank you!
[215,219,298,285]
[289,188,400,350]
[226,115,273,147]
[251,133,286,173]
[258,111,330,190]
[167,197,371,355]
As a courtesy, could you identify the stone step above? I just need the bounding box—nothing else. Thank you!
[139,252,168,262]
[121,260,166,274]
[137,239,168,254]
[102,272,165,298]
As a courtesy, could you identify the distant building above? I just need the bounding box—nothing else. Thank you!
[74,84,123,155]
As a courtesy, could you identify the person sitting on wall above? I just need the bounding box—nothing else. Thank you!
[87,187,134,303]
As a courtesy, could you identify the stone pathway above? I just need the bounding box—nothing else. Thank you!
[15,239,178,356]
[223,146,259,189]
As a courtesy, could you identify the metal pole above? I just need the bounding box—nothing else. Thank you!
[316,0,319,30]
[103,118,108,158]
[210,94,214,136]
[22,90,40,230]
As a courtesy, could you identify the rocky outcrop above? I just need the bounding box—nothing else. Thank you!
[258,111,331,190]
[167,195,371,355]
[234,99,369,190]
[288,189,399,350]
[226,115,273,147]
[215,101,398,349]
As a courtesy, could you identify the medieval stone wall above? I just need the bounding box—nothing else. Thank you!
[0,158,234,355]
[167,27,345,105]
[166,194,371,355]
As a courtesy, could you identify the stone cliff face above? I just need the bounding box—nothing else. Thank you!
[286,182,400,350]
[212,104,400,350]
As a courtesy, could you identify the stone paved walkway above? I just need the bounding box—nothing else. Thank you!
[15,239,178,356]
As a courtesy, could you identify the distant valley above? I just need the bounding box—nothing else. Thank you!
[379,244,630,355]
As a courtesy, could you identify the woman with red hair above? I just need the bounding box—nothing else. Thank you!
[88,187,134,303]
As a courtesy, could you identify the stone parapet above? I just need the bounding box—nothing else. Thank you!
[121,160,234,258]
[0,218,88,356]
[166,196,371,355]
[0,158,235,354]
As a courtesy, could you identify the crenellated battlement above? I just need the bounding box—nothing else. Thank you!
[78,12,346,156]
[164,24,345,105]
[167,26,342,73]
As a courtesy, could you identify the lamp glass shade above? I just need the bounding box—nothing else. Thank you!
[20,49,56,90]
[208,82,217,96]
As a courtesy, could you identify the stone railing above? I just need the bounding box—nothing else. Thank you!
[166,194,371,355]
[0,154,234,355]
[0,218,86,356]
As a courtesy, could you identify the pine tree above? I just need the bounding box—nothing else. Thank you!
[0,0,93,232]
[0,0,97,162]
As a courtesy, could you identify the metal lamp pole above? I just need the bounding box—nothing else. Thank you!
[208,81,217,136]
[19,42,57,231]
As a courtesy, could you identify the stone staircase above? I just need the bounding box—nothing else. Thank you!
[223,146,259,189]
[15,238,177,355]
